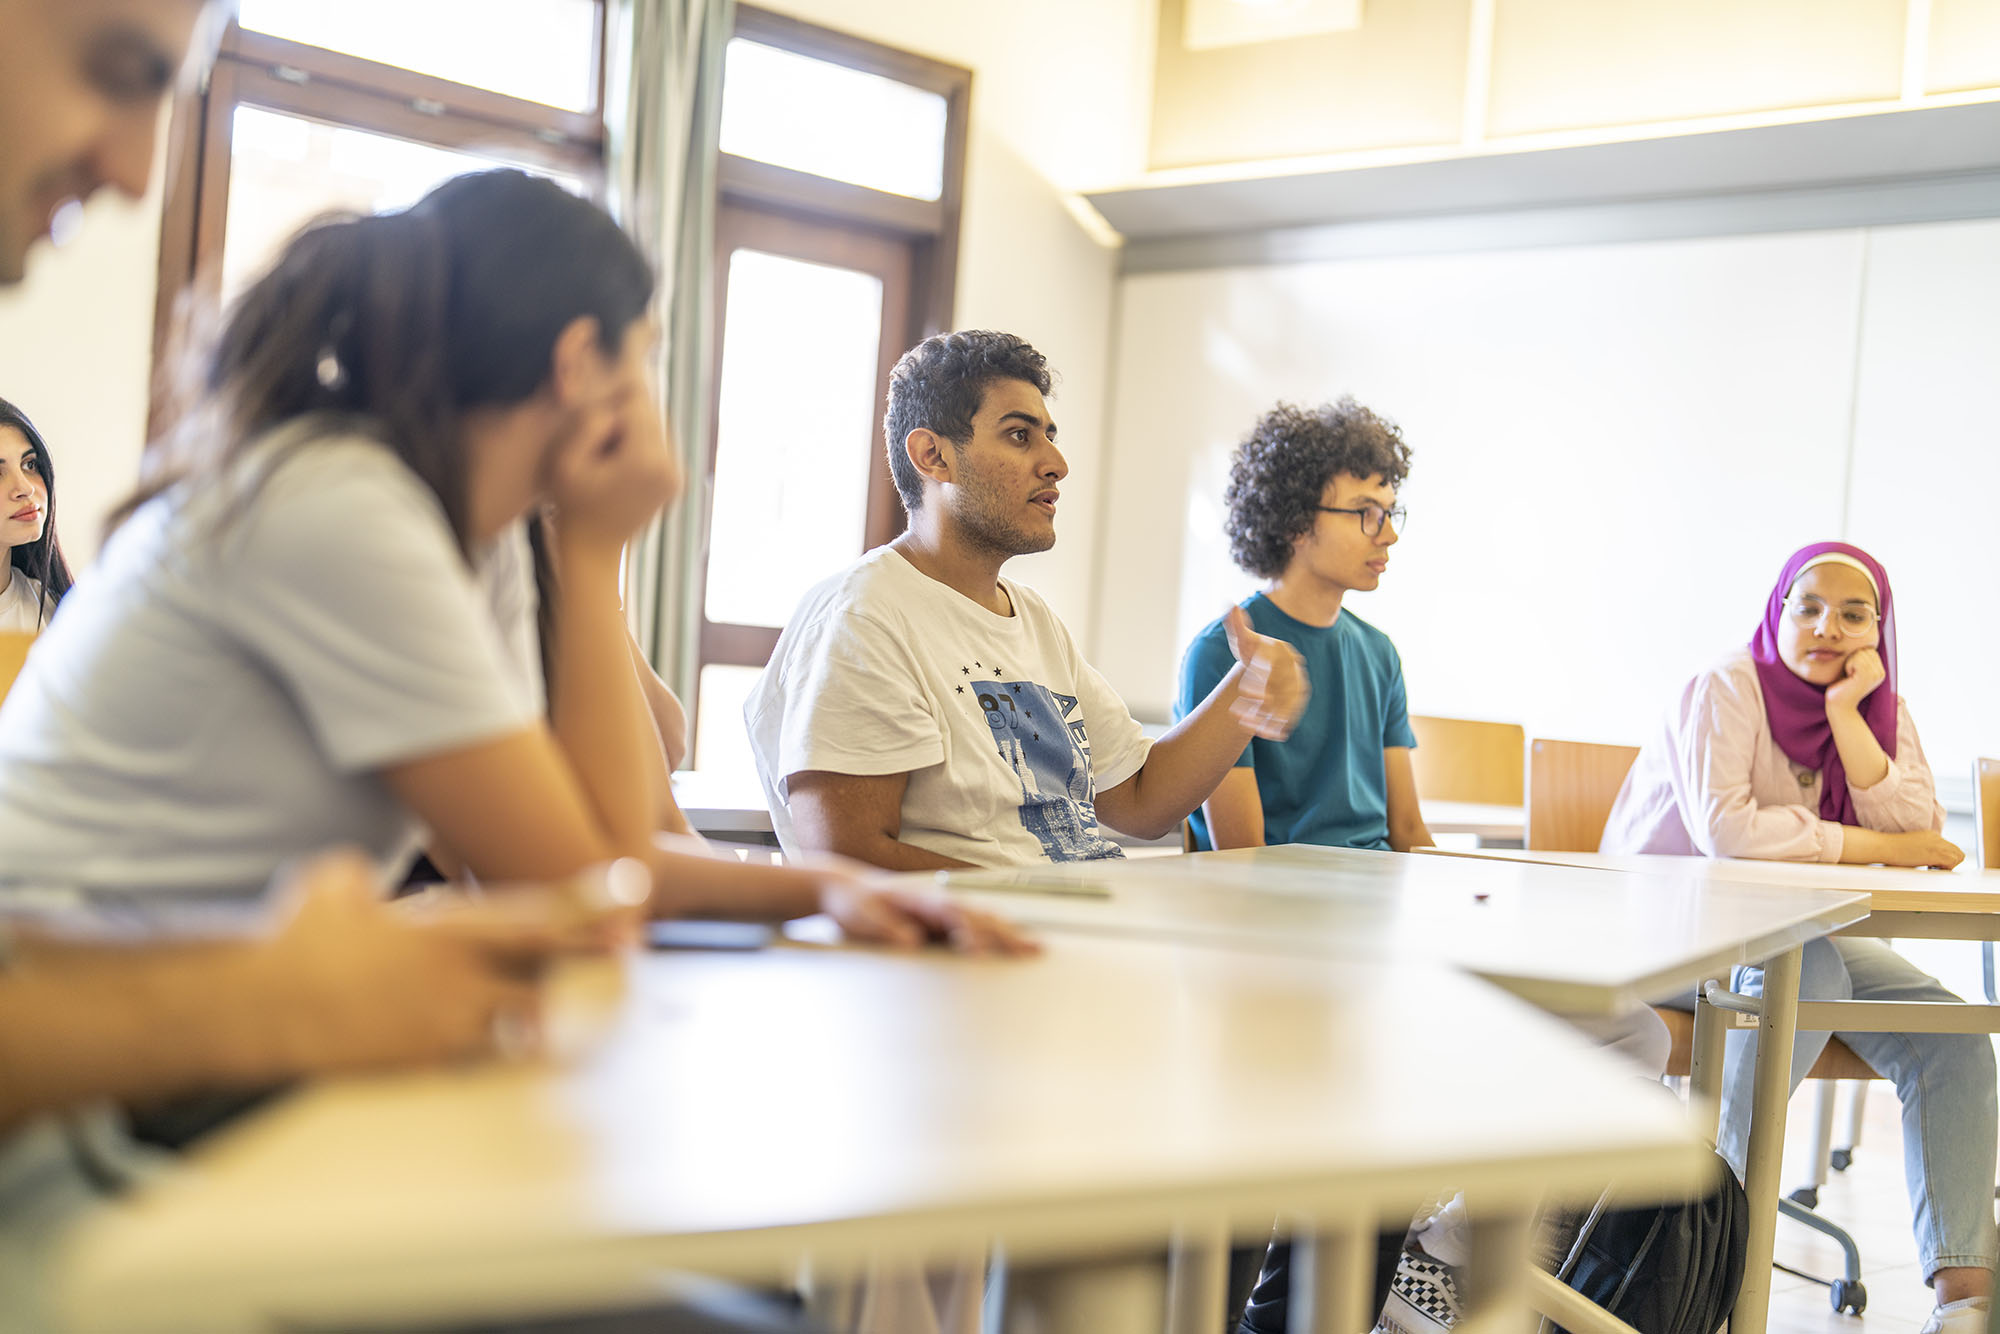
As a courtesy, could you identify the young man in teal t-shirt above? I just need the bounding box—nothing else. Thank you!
[1175,397,1433,854]
[1185,402,1669,1334]
[1179,398,1449,1334]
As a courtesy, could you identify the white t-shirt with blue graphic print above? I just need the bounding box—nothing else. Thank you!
[747,546,1152,866]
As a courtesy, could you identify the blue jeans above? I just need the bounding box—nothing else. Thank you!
[1724,936,1998,1280]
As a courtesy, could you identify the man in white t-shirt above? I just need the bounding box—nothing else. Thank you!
[748,330,1309,868]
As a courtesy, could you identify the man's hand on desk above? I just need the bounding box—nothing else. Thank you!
[811,862,1041,957]
[642,836,1039,956]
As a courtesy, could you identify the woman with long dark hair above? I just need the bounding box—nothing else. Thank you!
[0,169,1024,954]
[0,397,73,630]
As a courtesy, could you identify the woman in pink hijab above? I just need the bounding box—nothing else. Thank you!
[1605,541,1994,1334]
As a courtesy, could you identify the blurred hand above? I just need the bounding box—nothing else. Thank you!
[1222,605,1309,740]
[405,858,652,951]
[236,852,601,1078]
[1824,647,1887,715]
[543,392,676,550]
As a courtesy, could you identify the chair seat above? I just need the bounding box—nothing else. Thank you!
[1654,1006,1881,1081]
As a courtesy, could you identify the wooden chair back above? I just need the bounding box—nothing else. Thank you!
[1976,758,2000,871]
[1655,1006,1877,1080]
[0,632,34,707]
[1408,715,1525,806]
[1527,737,1642,853]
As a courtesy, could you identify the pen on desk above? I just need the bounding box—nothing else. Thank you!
[932,870,1115,899]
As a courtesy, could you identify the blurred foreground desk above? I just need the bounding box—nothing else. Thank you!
[58,937,1703,1334]
[939,845,1872,1334]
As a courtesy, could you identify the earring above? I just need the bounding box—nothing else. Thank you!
[316,312,351,392]
[315,345,347,391]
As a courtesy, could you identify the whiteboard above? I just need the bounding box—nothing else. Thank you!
[1096,229,1874,762]
[1846,217,2000,792]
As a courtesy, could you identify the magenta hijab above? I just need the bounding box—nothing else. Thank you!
[1749,541,1898,826]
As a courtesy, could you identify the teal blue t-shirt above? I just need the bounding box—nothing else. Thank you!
[1175,593,1416,851]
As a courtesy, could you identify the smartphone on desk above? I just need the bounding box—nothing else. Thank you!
[645,919,774,951]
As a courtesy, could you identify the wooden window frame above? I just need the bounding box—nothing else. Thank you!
[693,8,971,684]
[150,12,610,438]
[721,6,970,344]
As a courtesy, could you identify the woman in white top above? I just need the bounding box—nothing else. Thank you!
[1603,542,1993,1334]
[0,397,71,632]
[0,169,1024,954]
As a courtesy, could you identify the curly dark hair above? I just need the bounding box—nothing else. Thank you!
[883,330,1053,512]
[1224,397,1413,578]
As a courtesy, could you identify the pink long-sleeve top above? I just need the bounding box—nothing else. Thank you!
[1600,648,1944,862]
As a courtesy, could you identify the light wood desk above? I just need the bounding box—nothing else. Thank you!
[939,845,1872,1334]
[939,844,1868,1017]
[1422,800,1526,845]
[671,776,1526,852]
[669,771,1187,855]
[57,937,1704,1334]
[1426,846,2000,940]
[670,770,776,844]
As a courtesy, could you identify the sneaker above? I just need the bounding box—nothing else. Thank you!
[1919,1297,1990,1334]
[1372,1249,1465,1334]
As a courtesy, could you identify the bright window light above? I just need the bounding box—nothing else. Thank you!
[221,106,583,302]
[693,664,766,779]
[704,248,883,630]
[236,0,600,111]
[720,39,947,201]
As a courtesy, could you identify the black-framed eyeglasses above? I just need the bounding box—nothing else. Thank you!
[1317,504,1406,537]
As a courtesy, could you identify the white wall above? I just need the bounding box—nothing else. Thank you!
[1150,0,2000,172]
[1846,219,2000,790]
[1098,217,1999,791]
[0,182,165,566]
[756,0,1153,627]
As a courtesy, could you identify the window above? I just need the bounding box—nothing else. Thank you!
[153,6,607,395]
[691,8,969,777]
[234,0,603,112]
[719,38,949,200]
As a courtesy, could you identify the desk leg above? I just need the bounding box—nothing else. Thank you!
[1734,944,1802,1334]
[1689,980,1727,1146]
[1297,1221,1373,1334]
[1165,1226,1229,1334]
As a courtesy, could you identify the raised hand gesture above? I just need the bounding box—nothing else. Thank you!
[1222,605,1309,740]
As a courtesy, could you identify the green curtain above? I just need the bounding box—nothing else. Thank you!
[603,0,734,706]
